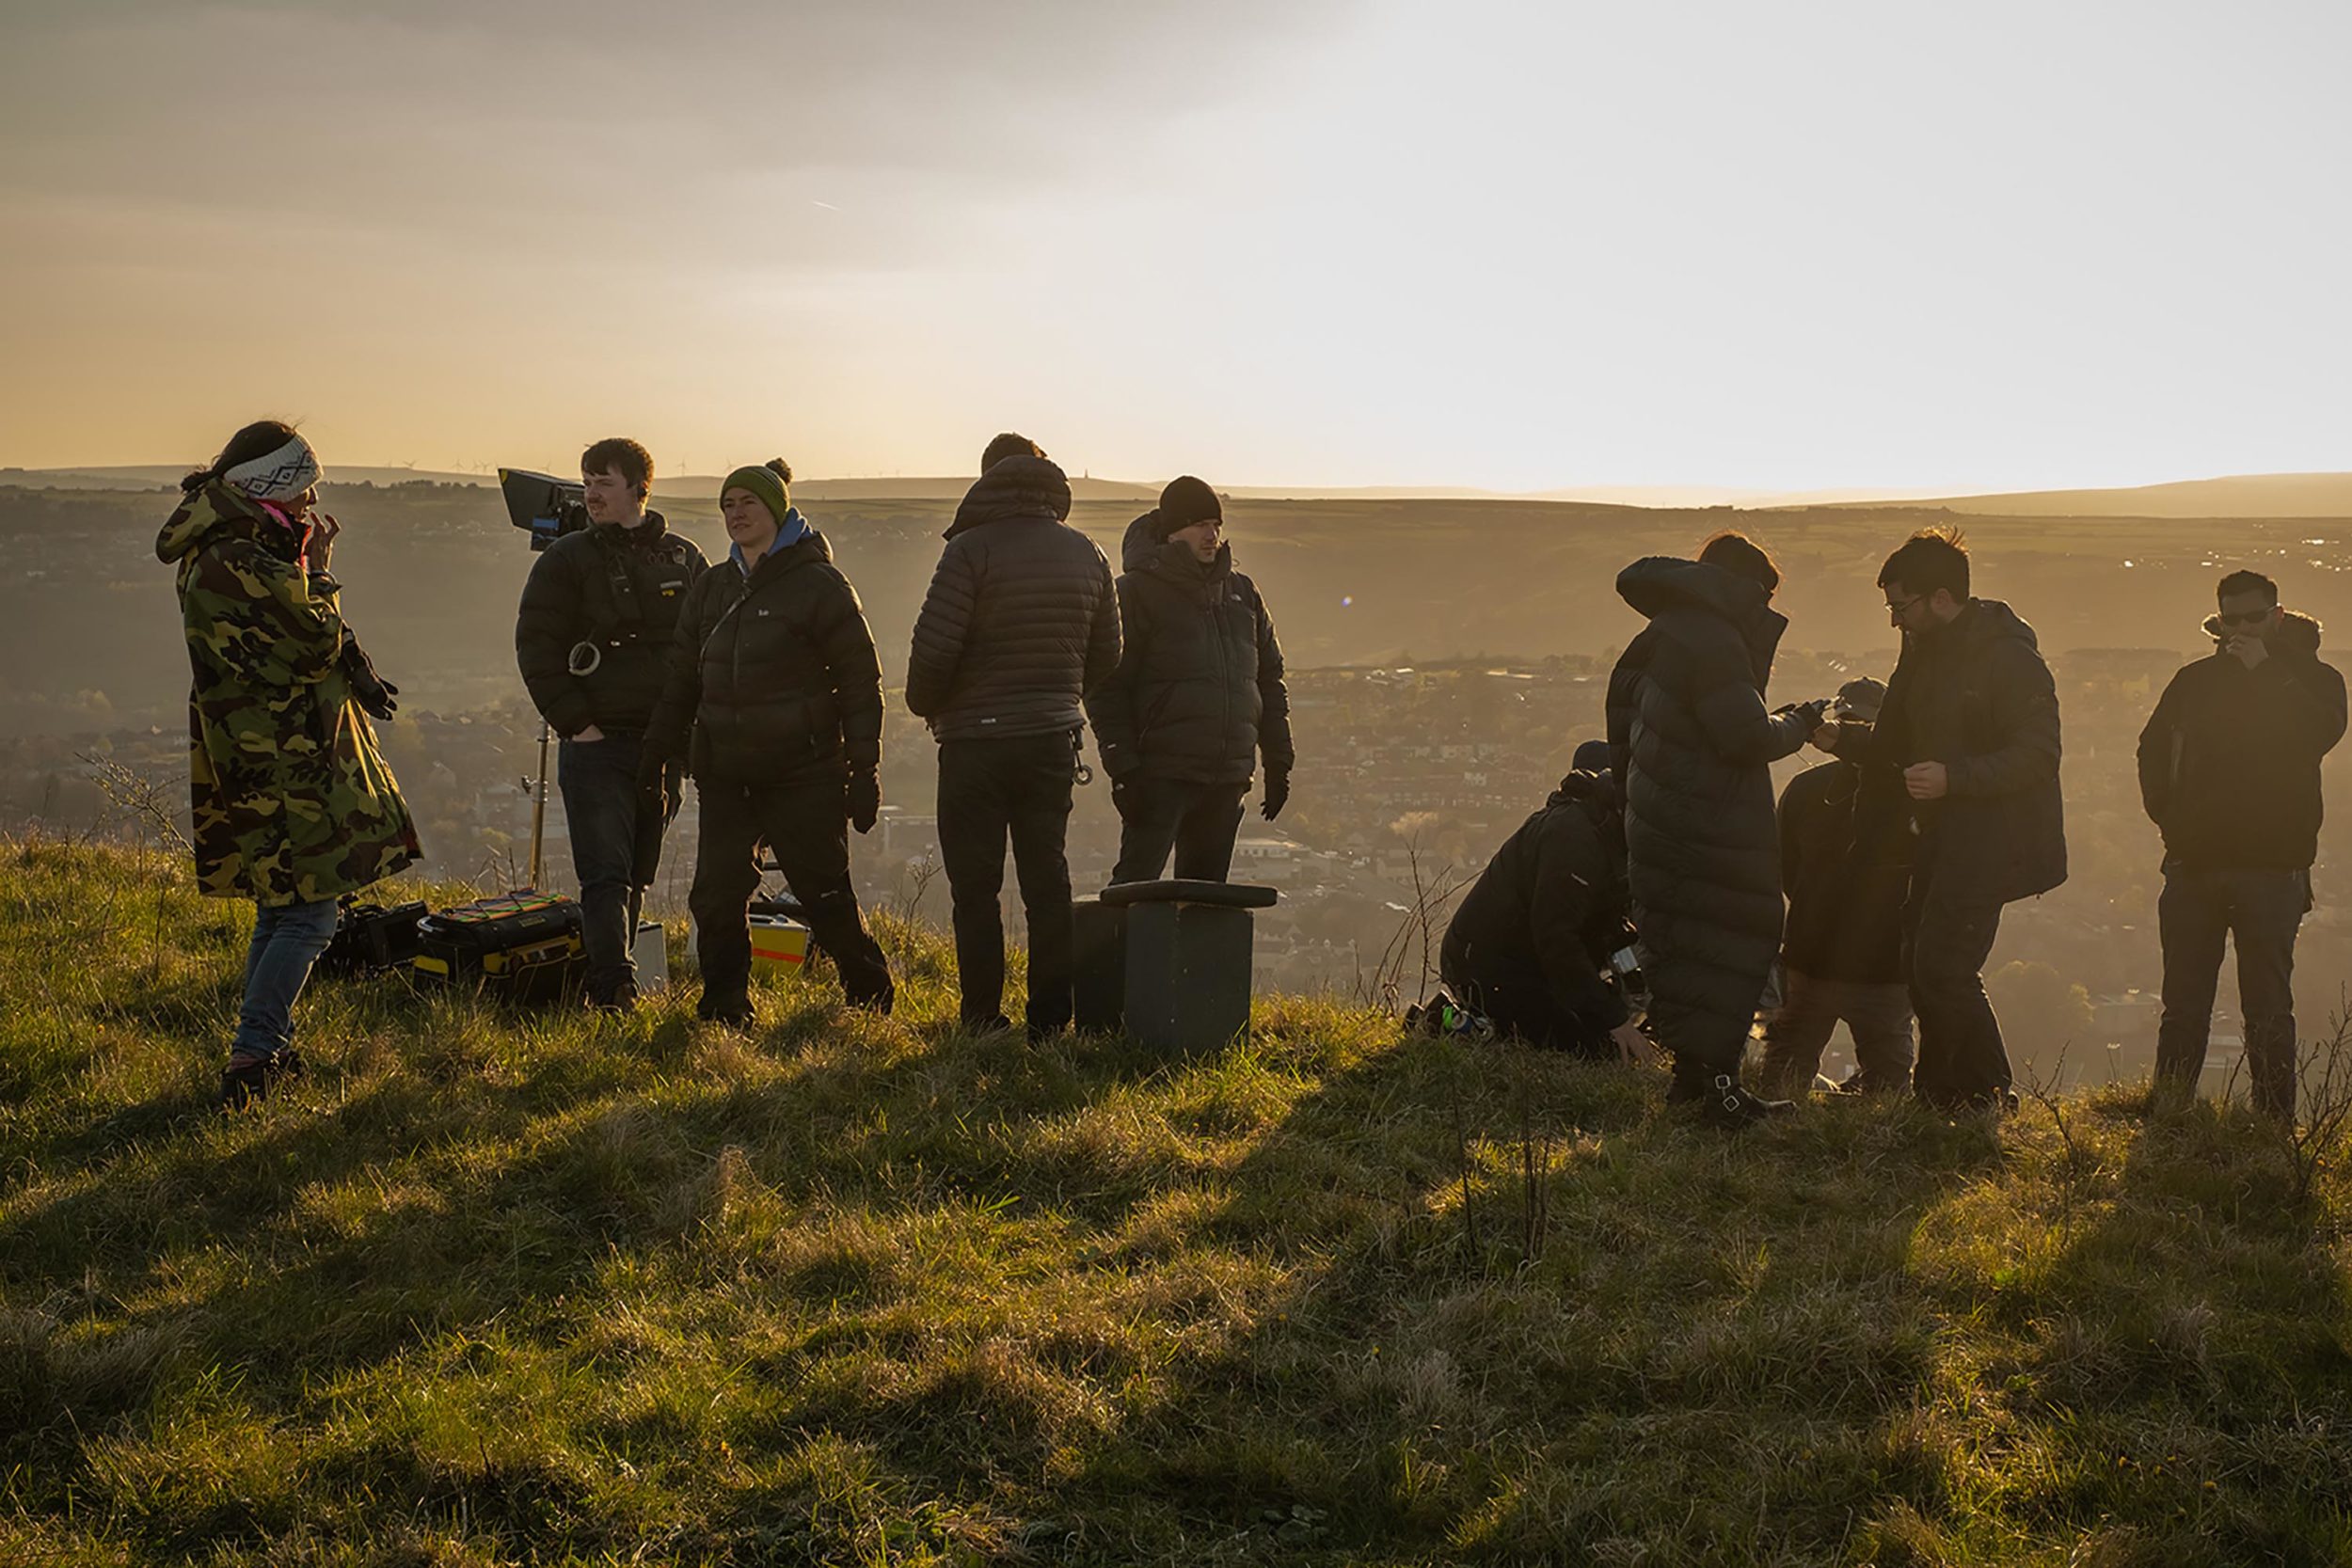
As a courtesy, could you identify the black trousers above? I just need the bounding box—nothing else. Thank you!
[937,733,1077,1032]
[1110,775,1248,884]
[556,731,649,1004]
[688,775,893,1011]
[2156,865,2308,1119]
[1902,845,2010,1109]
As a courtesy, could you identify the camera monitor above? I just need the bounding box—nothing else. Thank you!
[499,467,587,552]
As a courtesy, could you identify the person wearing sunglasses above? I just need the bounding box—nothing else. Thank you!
[1816,527,2064,1116]
[2137,569,2345,1121]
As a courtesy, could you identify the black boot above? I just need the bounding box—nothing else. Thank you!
[215,1048,304,1112]
[695,990,755,1028]
[1671,1069,1795,1131]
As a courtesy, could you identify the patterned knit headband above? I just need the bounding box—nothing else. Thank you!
[221,435,321,501]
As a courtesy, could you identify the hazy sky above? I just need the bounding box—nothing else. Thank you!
[3,0,2345,491]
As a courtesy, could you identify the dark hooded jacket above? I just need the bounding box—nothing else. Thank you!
[515,513,707,736]
[1778,757,1909,983]
[643,528,884,789]
[2137,609,2344,871]
[1085,512,1295,784]
[1440,768,1630,1041]
[1841,598,2066,906]
[1605,557,1814,1069]
[904,455,1121,742]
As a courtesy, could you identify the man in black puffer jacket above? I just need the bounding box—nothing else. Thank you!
[1439,743,1651,1059]
[1088,476,1295,883]
[2137,570,2344,1120]
[906,435,1121,1037]
[1607,533,1823,1127]
[515,436,708,1009]
[644,460,894,1022]
[1822,529,2065,1113]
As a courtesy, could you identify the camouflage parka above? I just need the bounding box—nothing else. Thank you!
[156,483,421,906]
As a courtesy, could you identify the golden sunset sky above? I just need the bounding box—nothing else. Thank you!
[3,0,2344,491]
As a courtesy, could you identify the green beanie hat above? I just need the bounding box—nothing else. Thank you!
[722,459,792,526]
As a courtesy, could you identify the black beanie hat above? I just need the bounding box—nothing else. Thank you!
[1157,475,1221,533]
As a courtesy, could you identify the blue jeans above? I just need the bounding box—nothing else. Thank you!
[230,897,340,1064]
[557,731,649,1002]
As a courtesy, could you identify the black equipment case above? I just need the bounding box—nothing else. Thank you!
[318,898,428,976]
[413,891,587,1004]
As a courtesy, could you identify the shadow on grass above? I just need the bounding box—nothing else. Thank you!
[1915,1087,2352,1564]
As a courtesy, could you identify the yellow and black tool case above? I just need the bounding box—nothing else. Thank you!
[412,891,586,1004]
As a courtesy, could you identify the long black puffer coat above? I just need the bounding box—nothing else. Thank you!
[904,455,1121,742]
[644,529,883,788]
[1606,557,1814,1072]
[1086,513,1295,784]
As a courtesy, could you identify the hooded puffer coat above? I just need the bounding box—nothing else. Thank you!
[903,455,1120,742]
[1086,512,1294,784]
[1606,557,1813,1070]
[644,528,884,788]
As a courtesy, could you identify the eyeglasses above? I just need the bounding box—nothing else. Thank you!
[1885,594,1925,619]
[2217,608,2272,627]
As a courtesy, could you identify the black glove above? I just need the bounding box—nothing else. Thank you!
[1775,699,1827,738]
[1109,769,1139,817]
[1260,768,1290,821]
[848,769,881,834]
[339,637,398,721]
[634,748,669,796]
[661,758,685,823]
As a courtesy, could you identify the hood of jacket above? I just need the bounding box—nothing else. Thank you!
[1615,555,1787,679]
[1120,510,1161,570]
[155,482,284,564]
[2201,607,2324,657]
[740,527,834,584]
[1616,556,1775,627]
[1120,508,1235,583]
[947,454,1073,539]
[1549,766,1618,818]
[731,509,818,575]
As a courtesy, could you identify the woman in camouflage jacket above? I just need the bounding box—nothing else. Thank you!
[156,420,421,1107]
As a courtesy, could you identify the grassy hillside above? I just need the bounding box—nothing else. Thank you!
[4,842,2351,1565]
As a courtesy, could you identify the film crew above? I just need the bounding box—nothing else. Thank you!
[1818,529,2065,1114]
[157,420,421,1108]
[1607,531,1825,1128]
[642,461,895,1024]
[514,437,708,1012]
[1087,476,1295,884]
[1438,740,1653,1061]
[1757,676,1915,1098]
[905,434,1120,1039]
[2137,571,2345,1120]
